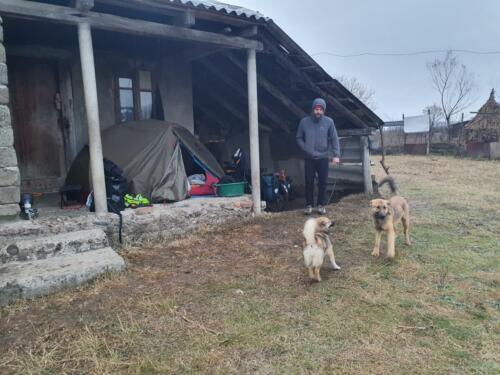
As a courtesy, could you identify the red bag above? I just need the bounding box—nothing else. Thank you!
[190,173,219,196]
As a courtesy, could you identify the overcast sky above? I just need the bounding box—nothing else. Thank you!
[229,0,500,121]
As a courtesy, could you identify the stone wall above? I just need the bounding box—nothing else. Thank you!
[0,196,255,246]
[0,17,20,218]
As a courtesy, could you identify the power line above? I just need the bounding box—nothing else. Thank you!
[311,49,500,58]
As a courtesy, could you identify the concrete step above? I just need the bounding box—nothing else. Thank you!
[0,247,125,306]
[0,229,108,264]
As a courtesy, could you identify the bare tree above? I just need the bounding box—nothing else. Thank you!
[337,76,377,110]
[423,104,444,148]
[423,104,444,127]
[427,50,476,139]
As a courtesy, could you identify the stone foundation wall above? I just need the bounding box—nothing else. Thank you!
[0,197,255,246]
[0,17,20,218]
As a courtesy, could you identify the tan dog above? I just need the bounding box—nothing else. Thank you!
[371,177,411,259]
[302,217,341,282]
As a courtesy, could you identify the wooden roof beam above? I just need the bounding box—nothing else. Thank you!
[194,79,271,132]
[0,0,263,51]
[261,36,368,129]
[317,80,382,126]
[223,51,308,120]
[98,0,261,27]
[198,59,290,132]
[181,45,223,62]
[195,103,231,130]
[173,9,196,28]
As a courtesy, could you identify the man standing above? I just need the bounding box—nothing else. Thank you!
[296,98,340,215]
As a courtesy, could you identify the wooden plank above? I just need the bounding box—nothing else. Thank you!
[75,0,94,12]
[98,0,180,19]
[328,165,364,183]
[9,56,66,192]
[361,136,373,194]
[338,128,374,137]
[339,148,363,163]
[223,52,307,120]
[316,81,334,86]
[193,77,271,132]
[239,25,258,38]
[57,61,77,168]
[181,45,223,62]
[6,45,73,60]
[199,59,289,132]
[99,0,259,27]
[196,102,230,130]
[0,0,263,51]
[173,10,196,28]
[197,100,271,133]
[299,66,319,71]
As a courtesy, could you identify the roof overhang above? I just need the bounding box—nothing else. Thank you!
[0,0,263,51]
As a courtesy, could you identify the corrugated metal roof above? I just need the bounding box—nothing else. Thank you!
[166,0,269,21]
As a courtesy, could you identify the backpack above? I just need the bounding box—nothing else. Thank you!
[87,159,128,243]
[103,159,127,213]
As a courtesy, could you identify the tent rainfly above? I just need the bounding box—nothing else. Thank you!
[66,120,224,202]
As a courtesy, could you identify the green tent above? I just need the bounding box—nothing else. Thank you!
[66,120,224,202]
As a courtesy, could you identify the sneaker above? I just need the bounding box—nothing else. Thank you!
[316,206,326,215]
[303,206,313,215]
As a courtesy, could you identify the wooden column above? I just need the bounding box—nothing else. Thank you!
[426,109,432,155]
[361,136,373,194]
[247,48,261,215]
[77,22,107,213]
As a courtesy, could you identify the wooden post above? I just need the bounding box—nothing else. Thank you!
[247,48,261,215]
[361,136,373,194]
[426,109,431,155]
[379,124,390,175]
[77,22,107,213]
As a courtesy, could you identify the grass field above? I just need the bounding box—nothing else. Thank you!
[1,155,499,374]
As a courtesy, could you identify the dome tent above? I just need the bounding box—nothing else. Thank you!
[66,120,224,202]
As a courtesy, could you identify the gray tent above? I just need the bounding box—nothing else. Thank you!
[66,120,224,202]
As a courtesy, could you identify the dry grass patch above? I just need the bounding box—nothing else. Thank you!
[1,155,499,374]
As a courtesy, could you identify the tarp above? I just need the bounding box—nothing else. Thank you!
[404,115,430,134]
[66,120,224,202]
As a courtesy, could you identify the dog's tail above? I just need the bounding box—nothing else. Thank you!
[378,176,399,195]
[303,218,317,246]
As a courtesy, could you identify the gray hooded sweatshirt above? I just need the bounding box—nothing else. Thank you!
[296,98,340,159]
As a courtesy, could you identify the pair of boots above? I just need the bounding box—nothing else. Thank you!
[304,205,326,215]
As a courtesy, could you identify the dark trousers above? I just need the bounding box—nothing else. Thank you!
[305,158,329,207]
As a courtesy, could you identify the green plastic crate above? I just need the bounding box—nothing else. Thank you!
[213,182,246,197]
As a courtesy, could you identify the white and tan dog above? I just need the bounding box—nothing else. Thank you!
[302,217,341,282]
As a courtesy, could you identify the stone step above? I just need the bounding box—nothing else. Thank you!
[0,247,125,306]
[0,229,108,264]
